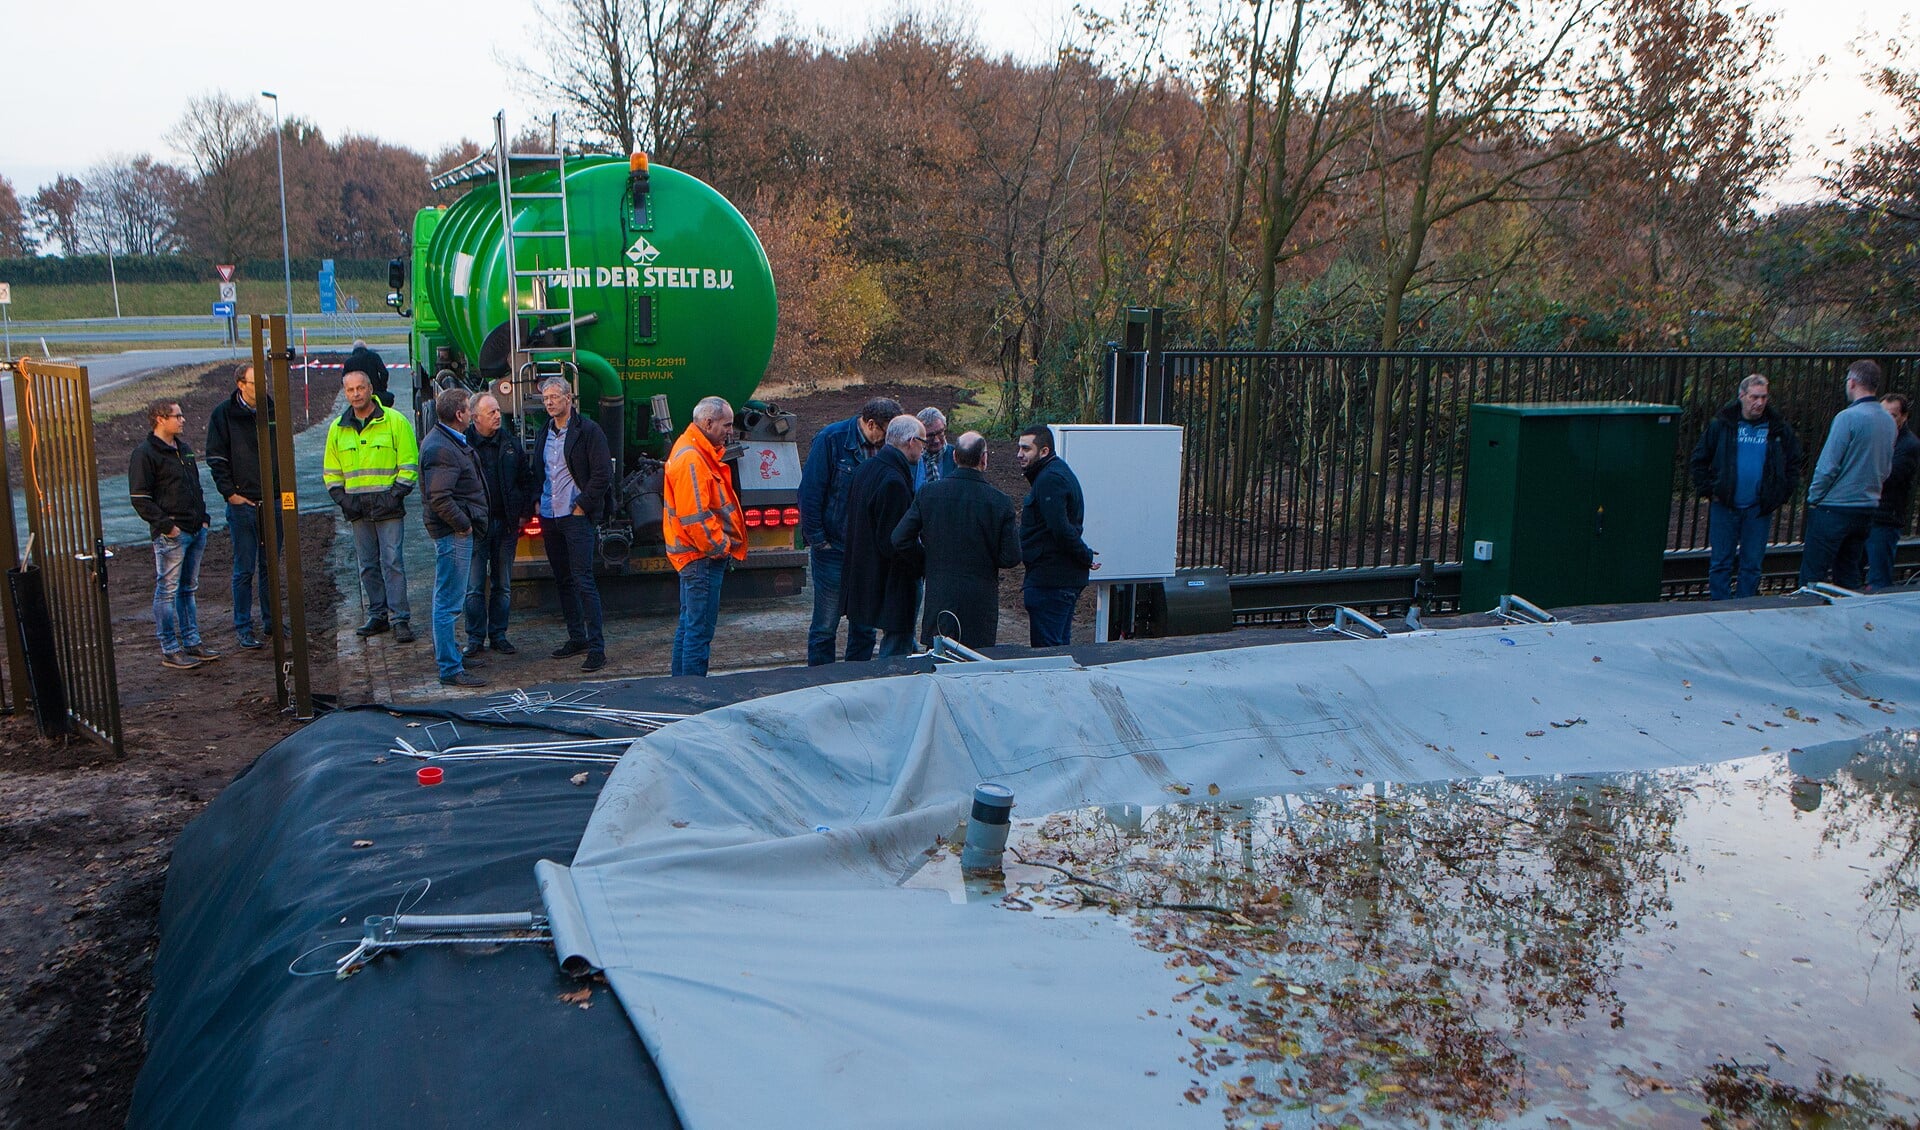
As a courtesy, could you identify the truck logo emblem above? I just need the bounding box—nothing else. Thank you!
[626,236,661,265]
[759,449,778,479]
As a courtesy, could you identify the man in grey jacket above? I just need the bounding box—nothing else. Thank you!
[1799,360,1898,589]
[419,388,492,687]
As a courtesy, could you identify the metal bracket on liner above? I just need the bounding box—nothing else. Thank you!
[1795,582,1861,603]
[334,910,551,980]
[1494,594,1558,625]
[1317,606,1389,640]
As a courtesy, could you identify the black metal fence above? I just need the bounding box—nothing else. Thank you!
[1154,351,1920,577]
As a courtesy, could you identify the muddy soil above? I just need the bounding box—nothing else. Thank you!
[0,512,339,1130]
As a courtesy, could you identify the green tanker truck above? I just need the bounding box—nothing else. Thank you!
[389,117,806,603]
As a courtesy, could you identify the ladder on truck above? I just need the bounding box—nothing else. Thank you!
[493,111,580,434]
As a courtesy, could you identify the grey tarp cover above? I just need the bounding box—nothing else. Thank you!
[539,593,1920,1130]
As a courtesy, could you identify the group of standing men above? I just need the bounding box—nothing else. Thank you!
[1689,359,1918,598]
[799,397,1099,664]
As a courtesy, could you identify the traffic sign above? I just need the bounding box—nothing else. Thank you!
[216,264,236,282]
[0,283,10,305]
[213,301,236,317]
[219,282,237,302]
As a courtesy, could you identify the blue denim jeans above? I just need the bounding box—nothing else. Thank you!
[544,514,604,653]
[431,532,473,678]
[226,501,273,632]
[806,546,874,665]
[152,525,207,654]
[1706,501,1770,600]
[672,556,726,677]
[1023,582,1084,648]
[350,517,411,623]
[1866,524,1901,590]
[1799,505,1873,589]
[464,529,517,644]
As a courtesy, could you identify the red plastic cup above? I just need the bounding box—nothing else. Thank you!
[417,766,444,786]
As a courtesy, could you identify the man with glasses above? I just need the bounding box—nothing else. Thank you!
[842,415,926,658]
[130,401,218,669]
[914,406,954,490]
[528,377,613,672]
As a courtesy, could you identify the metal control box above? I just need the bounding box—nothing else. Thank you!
[1460,403,1679,612]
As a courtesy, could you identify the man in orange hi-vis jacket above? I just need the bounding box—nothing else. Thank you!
[664,396,746,677]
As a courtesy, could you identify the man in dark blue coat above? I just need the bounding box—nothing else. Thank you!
[1686,374,1802,600]
[1015,424,1098,647]
[464,392,535,655]
[842,415,926,658]
[1867,393,1920,589]
[797,396,901,665]
[529,377,614,672]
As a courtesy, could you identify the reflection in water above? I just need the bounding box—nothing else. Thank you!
[995,732,1920,1126]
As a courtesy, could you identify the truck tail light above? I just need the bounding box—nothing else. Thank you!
[782,507,801,526]
[522,517,542,538]
[743,508,763,528]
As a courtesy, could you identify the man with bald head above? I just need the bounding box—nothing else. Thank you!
[324,366,419,642]
[893,431,1019,647]
[464,392,533,655]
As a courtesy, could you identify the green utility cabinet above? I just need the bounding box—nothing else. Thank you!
[1460,403,1679,612]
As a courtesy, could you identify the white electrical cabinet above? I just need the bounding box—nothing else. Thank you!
[1050,424,1183,583]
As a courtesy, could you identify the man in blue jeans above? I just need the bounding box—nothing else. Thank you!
[1687,374,1801,600]
[129,400,219,669]
[1015,424,1099,647]
[1866,393,1919,589]
[463,393,533,656]
[664,397,746,676]
[798,397,900,664]
[1800,359,1898,589]
[419,388,492,688]
[206,364,276,648]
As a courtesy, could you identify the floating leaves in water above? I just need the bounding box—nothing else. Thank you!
[1002,734,1920,1126]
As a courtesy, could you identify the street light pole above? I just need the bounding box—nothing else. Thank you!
[262,91,294,324]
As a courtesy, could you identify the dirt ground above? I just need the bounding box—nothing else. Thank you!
[0,513,338,1130]
[0,374,1088,1130]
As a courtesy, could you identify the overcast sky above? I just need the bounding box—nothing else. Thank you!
[0,0,1905,210]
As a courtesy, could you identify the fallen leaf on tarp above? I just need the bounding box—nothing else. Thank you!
[351,840,373,849]
[559,986,592,1007]
[1207,783,1221,796]
[1165,783,1192,795]
[570,772,590,786]
[1526,730,1545,738]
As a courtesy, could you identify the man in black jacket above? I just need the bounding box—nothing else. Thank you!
[205,365,274,649]
[420,388,492,687]
[529,377,614,672]
[1015,424,1099,647]
[843,415,926,658]
[892,431,1019,647]
[1867,393,1920,589]
[1687,375,1802,600]
[344,340,393,407]
[464,392,533,656]
[130,400,219,669]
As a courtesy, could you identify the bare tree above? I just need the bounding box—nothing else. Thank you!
[167,92,278,260]
[522,0,763,165]
[75,156,189,255]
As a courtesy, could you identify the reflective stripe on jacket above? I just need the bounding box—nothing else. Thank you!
[323,403,419,495]
[663,424,746,570]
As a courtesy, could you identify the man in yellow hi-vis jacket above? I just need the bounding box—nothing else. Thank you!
[324,368,421,641]
[663,396,745,677]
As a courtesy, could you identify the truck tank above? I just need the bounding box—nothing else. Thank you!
[399,144,805,605]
